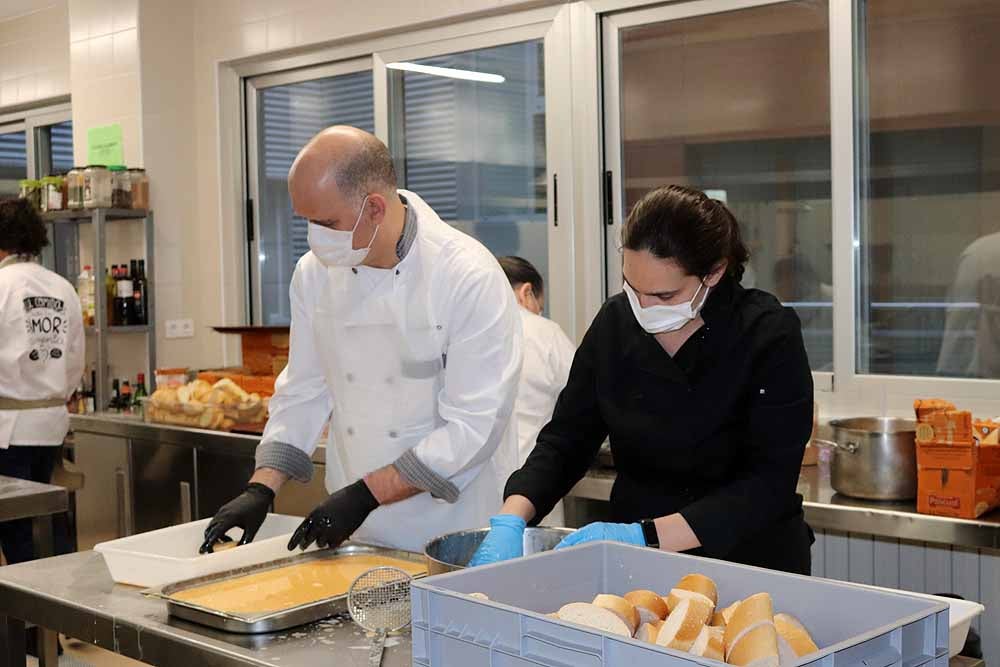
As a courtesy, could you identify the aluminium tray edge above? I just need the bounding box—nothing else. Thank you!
[142,543,426,634]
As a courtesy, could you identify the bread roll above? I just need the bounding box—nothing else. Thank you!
[625,589,669,624]
[690,624,725,661]
[666,573,719,612]
[710,611,727,627]
[720,601,741,625]
[724,592,774,656]
[774,613,819,657]
[655,596,713,652]
[593,594,640,636]
[635,620,663,643]
[727,623,779,667]
[557,602,632,637]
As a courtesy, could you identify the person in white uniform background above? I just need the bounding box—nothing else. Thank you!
[202,127,522,554]
[498,256,575,526]
[0,198,83,565]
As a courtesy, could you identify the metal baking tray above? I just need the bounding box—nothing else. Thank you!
[142,543,425,634]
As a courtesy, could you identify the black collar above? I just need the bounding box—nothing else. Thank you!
[621,274,742,385]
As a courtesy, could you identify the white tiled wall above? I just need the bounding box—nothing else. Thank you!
[0,3,70,108]
[68,0,141,166]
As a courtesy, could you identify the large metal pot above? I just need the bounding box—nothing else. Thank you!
[815,417,917,500]
[424,527,571,575]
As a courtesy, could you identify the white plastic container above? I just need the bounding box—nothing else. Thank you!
[95,514,313,587]
[854,584,985,658]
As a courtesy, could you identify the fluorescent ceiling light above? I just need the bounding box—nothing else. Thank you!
[386,62,505,83]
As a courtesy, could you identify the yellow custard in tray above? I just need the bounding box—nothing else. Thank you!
[170,555,426,614]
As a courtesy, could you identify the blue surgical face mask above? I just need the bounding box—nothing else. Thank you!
[623,280,709,334]
[307,195,377,267]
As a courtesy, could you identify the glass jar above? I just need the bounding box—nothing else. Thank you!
[41,176,65,212]
[19,179,42,210]
[110,165,132,209]
[128,168,149,210]
[83,165,112,209]
[59,173,69,211]
[66,168,85,209]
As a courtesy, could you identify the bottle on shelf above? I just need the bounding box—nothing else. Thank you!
[106,265,117,326]
[116,263,136,326]
[77,265,96,327]
[109,378,121,412]
[120,379,132,413]
[134,259,148,325]
[133,372,148,416]
[88,368,97,414]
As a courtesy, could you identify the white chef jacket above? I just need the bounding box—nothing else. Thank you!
[514,307,575,466]
[514,307,575,526]
[938,232,1000,378]
[259,190,522,551]
[0,256,84,448]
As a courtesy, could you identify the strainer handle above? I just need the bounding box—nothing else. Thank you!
[368,629,387,667]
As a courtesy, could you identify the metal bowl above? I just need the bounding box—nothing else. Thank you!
[424,526,572,575]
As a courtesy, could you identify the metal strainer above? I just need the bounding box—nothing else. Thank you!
[347,566,413,667]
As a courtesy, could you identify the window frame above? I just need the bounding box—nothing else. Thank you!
[243,57,374,325]
[234,5,579,338]
[599,0,837,392]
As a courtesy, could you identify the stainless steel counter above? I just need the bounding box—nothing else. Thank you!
[0,551,410,667]
[72,414,1000,549]
[569,463,1000,549]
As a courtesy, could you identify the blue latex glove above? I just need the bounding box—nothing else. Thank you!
[555,522,646,550]
[467,515,526,567]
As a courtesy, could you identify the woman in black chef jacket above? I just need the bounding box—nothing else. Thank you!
[469,185,814,574]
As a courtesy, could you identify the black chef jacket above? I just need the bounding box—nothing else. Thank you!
[504,275,815,574]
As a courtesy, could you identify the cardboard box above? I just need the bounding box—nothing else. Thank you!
[917,440,1000,519]
[915,410,973,444]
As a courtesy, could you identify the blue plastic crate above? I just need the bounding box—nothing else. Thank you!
[411,542,948,667]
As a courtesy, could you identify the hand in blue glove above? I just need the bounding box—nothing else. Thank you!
[554,522,646,550]
[467,515,526,567]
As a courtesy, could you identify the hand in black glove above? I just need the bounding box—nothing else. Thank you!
[199,483,275,554]
[287,480,379,551]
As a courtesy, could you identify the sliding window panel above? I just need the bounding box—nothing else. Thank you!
[387,40,550,311]
[0,127,27,198]
[246,65,374,325]
[856,0,1000,379]
[603,0,832,371]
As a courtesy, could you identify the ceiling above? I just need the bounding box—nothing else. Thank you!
[0,0,57,23]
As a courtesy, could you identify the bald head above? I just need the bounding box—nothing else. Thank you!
[289,126,397,211]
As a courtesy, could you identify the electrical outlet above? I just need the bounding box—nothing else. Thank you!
[165,319,195,339]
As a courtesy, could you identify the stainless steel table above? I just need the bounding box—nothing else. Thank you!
[0,551,411,667]
[0,475,68,667]
[569,463,1000,549]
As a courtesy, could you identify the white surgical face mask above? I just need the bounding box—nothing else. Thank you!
[307,195,376,267]
[623,279,709,334]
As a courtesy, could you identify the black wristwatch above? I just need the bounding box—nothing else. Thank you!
[640,519,660,548]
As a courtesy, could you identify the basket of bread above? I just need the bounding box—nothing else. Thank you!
[148,378,268,431]
[535,573,818,667]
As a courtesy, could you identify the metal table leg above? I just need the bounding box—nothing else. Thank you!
[37,628,59,667]
[30,516,60,665]
[31,515,55,559]
[0,616,27,667]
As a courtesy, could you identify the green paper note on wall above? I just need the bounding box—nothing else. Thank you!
[87,124,124,165]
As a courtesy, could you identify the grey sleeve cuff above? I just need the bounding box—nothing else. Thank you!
[393,449,460,503]
[256,440,314,483]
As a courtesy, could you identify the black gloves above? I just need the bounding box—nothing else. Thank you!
[287,480,379,551]
[199,483,275,554]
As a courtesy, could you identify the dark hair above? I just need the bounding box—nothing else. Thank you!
[621,185,750,281]
[335,131,398,205]
[0,198,49,257]
[498,256,544,297]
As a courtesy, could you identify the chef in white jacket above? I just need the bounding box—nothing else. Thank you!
[202,127,522,554]
[497,256,575,525]
[0,197,83,565]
